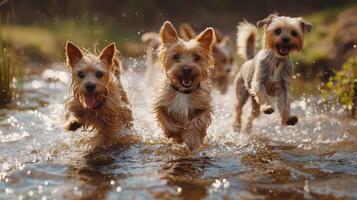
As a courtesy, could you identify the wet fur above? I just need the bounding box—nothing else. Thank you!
[153,21,215,150]
[234,15,312,132]
[63,42,133,147]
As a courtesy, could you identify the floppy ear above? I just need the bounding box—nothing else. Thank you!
[65,41,83,68]
[160,21,179,44]
[300,19,313,33]
[179,23,197,41]
[214,28,223,43]
[99,43,116,66]
[196,28,215,50]
[257,13,278,28]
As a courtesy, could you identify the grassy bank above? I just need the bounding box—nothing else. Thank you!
[0,24,23,107]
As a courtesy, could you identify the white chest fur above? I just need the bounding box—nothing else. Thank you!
[167,93,190,119]
[268,59,284,82]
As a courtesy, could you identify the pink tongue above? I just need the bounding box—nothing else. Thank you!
[85,93,97,108]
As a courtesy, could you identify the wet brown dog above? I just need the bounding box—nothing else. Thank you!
[180,23,234,94]
[153,21,215,150]
[234,14,312,132]
[63,41,133,146]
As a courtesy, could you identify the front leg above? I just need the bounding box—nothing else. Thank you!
[63,112,82,132]
[182,109,212,150]
[154,106,185,143]
[63,97,83,132]
[277,81,298,125]
[250,61,274,114]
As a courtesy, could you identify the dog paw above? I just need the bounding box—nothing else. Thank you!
[66,121,82,131]
[183,131,202,151]
[261,105,274,114]
[285,116,298,126]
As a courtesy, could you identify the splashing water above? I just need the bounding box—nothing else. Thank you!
[0,60,356,200]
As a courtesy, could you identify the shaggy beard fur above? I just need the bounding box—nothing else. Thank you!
[63,42,133,148]
[153,21,215,150]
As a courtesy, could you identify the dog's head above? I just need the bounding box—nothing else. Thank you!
[180,24,233,79]
[257,13,312,57]
[158,21,215,93]
[212,33,234,78]
[66,42,117,108]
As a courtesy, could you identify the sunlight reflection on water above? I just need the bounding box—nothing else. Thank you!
[0,60,356,199]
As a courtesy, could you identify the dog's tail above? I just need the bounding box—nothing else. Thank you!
[141,32,160,46]
[237,21,258,60]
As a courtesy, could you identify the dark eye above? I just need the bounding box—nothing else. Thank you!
[77,71,85,78]
[95,71,103,78]
[193,54,200,62]
[172,53,180,62]
[274,28,282,35]
[291,30,298,37]
[221,58,226,63]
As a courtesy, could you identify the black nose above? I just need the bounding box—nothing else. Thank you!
[282,37,290,44]
[85,83,96,92]
[226,68,231,73]
[182,67,192,76]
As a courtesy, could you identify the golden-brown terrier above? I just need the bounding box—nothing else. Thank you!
[153,21,215,150]
[180,23,234,94]
[63,41,133,146]
[234,14,312,132]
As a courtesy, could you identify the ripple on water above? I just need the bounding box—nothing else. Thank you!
[0,62,356,199]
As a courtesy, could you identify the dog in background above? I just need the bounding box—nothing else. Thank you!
[234,14,312,132]
[141,32,161,69]
[180,23,234,94]
[63,41,133,146]
[153,21,215,150]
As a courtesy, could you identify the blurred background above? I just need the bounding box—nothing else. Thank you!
[0,0,356,115]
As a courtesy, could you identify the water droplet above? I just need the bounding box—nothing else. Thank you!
[110,180,115,185]
[116,186,122,192]
[177,187,182,193]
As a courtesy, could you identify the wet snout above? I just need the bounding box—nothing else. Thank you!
[181,65,192,76]
[180,65,194,88]
[85,82,96,92]
[282,36,290,44]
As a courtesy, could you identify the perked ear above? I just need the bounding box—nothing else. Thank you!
[99,43,116,66]
[179,23,197,41]
[214,28,223,43]
[220,36,231,47]
[196,28,215,50]
[160,21,179,44]
[257,13,278,28]
[66,41,83,68]
[300,19,313,33]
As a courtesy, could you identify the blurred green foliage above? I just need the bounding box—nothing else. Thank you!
[324,57,357,117]
[0,18,23,107]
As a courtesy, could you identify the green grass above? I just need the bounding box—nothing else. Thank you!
[0,24,22,107]
[291,5,355,64]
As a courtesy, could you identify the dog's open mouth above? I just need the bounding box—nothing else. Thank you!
[276,45,291,56]
[180,78,192,88]
[84,93,98,108]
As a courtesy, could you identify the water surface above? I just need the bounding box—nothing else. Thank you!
[0,61,356,200]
